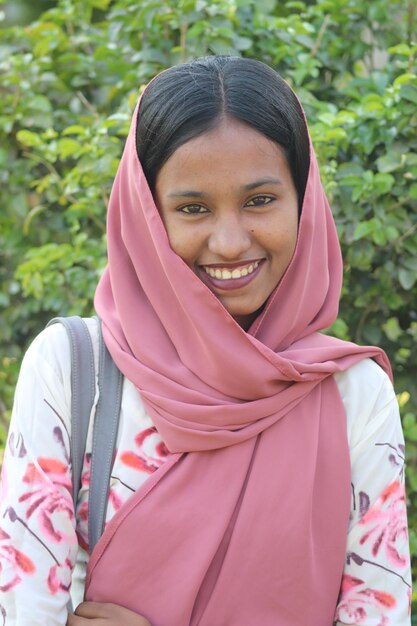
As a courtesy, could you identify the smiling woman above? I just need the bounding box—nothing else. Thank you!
[0,56,411,626]
[154,119,299,329]
[137,56,308,331]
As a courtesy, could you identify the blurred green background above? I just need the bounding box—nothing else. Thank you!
[0,0,416,615]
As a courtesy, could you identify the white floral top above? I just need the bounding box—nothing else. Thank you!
[0,319,411,625]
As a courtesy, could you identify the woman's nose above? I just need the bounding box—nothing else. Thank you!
[207,212,252,259]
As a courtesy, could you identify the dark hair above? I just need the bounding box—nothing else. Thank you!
[136,56,310,208]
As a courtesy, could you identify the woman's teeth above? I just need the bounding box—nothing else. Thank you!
[203,260,260,280]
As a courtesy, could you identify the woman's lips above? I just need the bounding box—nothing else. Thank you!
[199,259,265,291]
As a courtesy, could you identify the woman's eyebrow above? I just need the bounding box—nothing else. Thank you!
[168,190,208,198]
[243,177,283,190]
[167,178,283,199]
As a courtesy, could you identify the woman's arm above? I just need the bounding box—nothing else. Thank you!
[0,325,79,625]
[334,362,411,626]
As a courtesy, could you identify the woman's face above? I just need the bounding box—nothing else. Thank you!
[154,119,299,329]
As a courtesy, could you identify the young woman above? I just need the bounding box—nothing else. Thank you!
[0,56,411,626]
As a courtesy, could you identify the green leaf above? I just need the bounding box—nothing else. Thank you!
[324,318,350,340]
[373,173,395,194]
[398,268,416,290]
[383,317,402,341]
[400,84,417,105]
[334,111,357,125]
[254,0,277,10]
[353,221,374,241]
[336,163,364,179]
[385,226,399,242]
[388,44,413,56]
[234,36,253,51]
[372,228,387,246]
[318,112,335,125]
[359,100,384,116]
[88,0,112,7]
[363,324,382,345]
[403,413,417,442]
[393,72,417,87]
[322,128,347,141]
[16,130,43,148]
[62,125,88,136]
[409,184,417,200]
[187,21,207,38]
[28,96,52,113]
[376,151,403,173]
[286,1,306,9]
[401,257,417,272]
[209,38,235,55]
[57,138,82,159]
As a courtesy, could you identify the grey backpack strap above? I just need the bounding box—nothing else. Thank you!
[46,316,123,553]
[88,318,123,552]
[46,316,95,509]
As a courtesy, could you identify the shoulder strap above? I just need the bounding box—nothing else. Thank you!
[88,317,123,551]
[46,316,123,553]
[46,316,96,508]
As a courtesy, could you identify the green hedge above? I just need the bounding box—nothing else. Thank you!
[0,0,416,609]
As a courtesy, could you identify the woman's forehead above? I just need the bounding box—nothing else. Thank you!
[154,120,292,195]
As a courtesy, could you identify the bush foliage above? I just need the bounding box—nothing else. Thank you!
[0,0,416,604]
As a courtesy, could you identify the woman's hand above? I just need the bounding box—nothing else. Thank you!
[67,601,152,625]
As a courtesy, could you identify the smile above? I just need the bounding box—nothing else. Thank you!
[202,260,261,280]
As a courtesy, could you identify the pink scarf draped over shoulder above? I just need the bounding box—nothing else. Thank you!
[90,84,391,626]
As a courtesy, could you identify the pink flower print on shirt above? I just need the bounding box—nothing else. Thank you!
[108,485,123,512]
[359,480,409,569]
[81,452,91,490]
[75,500,89,552]
[74,452,124,553]
[71,453,91,552]
[0,527,35,592]
[18,457,74,544]
[121,427,170,474]
[335,574,396,625]
[80,451,123,512]
[70,450,124,554]
[47,557,72,595]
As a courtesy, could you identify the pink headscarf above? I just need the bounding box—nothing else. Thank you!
[89,74,391,625]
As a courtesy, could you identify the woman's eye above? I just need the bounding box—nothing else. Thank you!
[178,204,208,215]
[246,195,274,207]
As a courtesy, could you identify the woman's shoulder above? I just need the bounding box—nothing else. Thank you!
[334,357,394,403]
[25,317,99,363]
[334,358,398,448]
[24,316,100,378]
